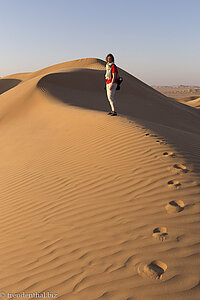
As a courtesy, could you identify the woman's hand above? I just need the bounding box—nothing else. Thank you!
[110,84,113,90]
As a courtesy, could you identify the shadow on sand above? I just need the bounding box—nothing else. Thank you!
[0,78,21,95]
[37,69,200,177]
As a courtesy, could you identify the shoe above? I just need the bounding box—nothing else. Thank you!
[107,111,112,115]
[111,111,117,116]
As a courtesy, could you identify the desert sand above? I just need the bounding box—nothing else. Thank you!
[0,58,200,300]
[152,85,200,100]
[152,85,200,110]
[173,97,200,109]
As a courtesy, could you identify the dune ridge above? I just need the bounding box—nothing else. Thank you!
[0,58,200,299]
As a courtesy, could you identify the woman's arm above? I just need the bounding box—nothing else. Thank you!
[112,72,116,84]
[110,72,116,89]
[110,65,117,89]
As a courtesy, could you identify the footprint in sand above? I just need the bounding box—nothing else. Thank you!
[165,200,185,214]
[137,260,167,279]
[176,236,182,242]
[160,141,168,145]
[163,151,176,158]
[167,180,181,188]
[152,227,168,241]
[173,163,189,173]
[156,140,168,145]
[145,133,161,138]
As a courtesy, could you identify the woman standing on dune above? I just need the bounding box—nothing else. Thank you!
[105,53,118,116]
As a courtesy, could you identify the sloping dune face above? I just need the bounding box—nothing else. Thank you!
[0,78,21,94]
[0,58,200,300]
[36,63,200,135]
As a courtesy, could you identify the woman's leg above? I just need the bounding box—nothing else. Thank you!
[106,83,113,111]
[110,83,117,111]
[106,83,117,112]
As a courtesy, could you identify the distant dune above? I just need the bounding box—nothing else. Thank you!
[0,58,200,300]
[187,97,200,108]
[153,84,200,100]
[172,96,200,109]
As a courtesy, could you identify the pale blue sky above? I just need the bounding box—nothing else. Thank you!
[0,0,199,85]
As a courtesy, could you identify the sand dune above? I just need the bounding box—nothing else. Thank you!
[180,97,200,109]
[170,96,200,110]
[0,58,200,300]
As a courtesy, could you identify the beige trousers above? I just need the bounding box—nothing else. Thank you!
[106,82,117,111]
